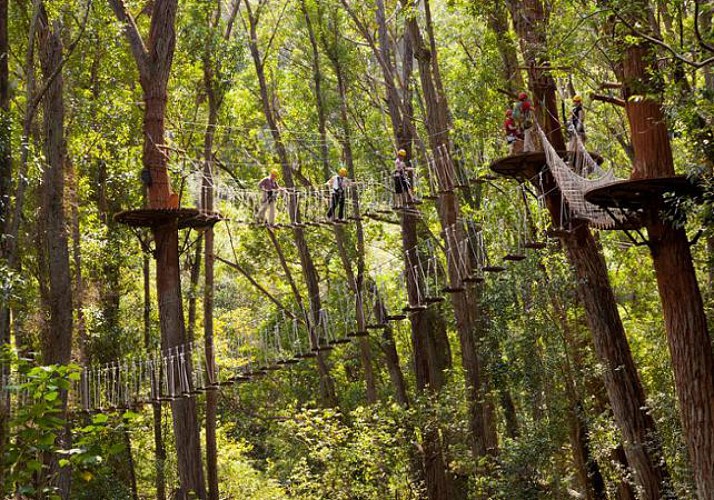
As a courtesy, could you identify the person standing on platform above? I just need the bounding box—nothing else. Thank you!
[326,167,351,222]
[393,149,414,208]
[256,169,283,226]
[568,95,586,142]
[513,92,535,152]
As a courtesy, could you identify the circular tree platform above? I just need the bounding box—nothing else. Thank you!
[584,176,701,211]
[114,208,223,229]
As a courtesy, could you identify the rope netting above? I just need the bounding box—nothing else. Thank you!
[535,124,627,229]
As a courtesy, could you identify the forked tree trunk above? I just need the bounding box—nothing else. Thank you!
[505,1,672,497]
[621,41,714,500]
[109,0,206,496]
[405,5,498,458]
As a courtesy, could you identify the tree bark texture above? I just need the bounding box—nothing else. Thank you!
[622,43,714,500]
[37,6,73,497]
[155,224,206,498]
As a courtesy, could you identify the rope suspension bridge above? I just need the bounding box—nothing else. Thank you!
[3,131,640,415]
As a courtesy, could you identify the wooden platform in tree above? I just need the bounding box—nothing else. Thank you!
[490,151,604,180]
[114,208,223,229]
[584,176,701,211]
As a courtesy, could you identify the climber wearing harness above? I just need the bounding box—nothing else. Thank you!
[504,108,522,154]
[256,169,283,226]
[394,149,414,207]
[326,167,350,222]
[570,95,586,139]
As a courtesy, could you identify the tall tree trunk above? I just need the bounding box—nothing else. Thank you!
[621,40,714,500]
[485,2,523,93]
[404,0,497,457]
[0,0,11,484]
[109,1,206,496]
[37,6,73,497]
[503,1,673,497]
[369,0,453,494]
[187,240,202,343]
[0,0,40,354]
[69,158,86,364]
[332,225,378,404]
[373,292,409,407]
[0,0,8,231]
[145,254,167,500]
[203,39,220,499]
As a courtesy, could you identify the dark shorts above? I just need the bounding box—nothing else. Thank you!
[394,175,410,194]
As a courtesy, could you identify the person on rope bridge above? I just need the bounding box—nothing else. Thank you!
[326,167,351,222]
[568,95,586,144]
[504,108,523,155]
[393,149,415,208]
[256,169,284,226]
[512,92,535,152]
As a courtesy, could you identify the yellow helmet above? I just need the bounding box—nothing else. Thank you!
[270,169,279,177]
[397,149,407,157]
[573,95,582,103]
[338,167,348,176]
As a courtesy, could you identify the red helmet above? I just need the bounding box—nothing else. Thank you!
[505,109,513,117]
[518,92,528,101]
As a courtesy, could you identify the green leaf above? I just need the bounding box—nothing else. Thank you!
[92,413,109,424]
[26,459,43,472]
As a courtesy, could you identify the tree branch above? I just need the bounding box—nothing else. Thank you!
[694,0,714,55]
[590,93,625,107]
[613,8,714,69]
[215,255,300,322]
[107,0,149,75]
